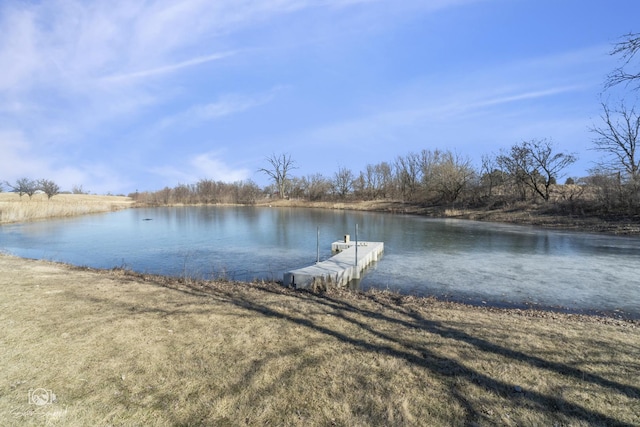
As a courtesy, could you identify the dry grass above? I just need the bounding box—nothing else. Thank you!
[0,254,638,426]
[0,193,133,224]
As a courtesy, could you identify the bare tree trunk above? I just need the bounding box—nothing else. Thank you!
[258,153,297,199]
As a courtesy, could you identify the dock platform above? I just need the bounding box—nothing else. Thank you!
[283,240,384,289]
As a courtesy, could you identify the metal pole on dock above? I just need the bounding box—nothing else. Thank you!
[355,223,358,267]
[316,226,320,264]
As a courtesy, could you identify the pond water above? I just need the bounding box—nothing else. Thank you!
[1,206,639,317]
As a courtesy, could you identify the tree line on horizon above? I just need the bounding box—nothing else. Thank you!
[128,132,636,217]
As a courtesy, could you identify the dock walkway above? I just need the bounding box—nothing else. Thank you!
[283,240,384,289]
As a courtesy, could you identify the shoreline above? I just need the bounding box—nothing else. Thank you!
[4,252,638,324]
[422,293,640,323]
[101,265,640,324]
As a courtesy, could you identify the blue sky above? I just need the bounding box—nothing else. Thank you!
[0,0,638,194]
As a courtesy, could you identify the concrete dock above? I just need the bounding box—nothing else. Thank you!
[283,239,384,290]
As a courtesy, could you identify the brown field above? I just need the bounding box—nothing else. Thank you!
[0,193,134,224]
[1,254,638,426]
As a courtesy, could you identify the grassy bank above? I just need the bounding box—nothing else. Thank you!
[0,254,638,426]
[0,193,134,224]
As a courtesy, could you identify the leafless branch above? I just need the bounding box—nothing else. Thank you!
[605,32,640,90]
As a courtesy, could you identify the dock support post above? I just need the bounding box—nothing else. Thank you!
[316,226,320,264]
[354,223,359,279]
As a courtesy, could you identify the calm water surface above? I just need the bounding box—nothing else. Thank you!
[2,206,639,317]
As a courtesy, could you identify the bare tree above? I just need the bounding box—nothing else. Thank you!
[332,166,354,199]
[428,150,476,204]
[72,184,87,194]
[606,32,640,90]
[173,183,193,203]
[6,178,39,198]
[356,162,388,200]
[352,172,366,199]
[480,154,505,199]
[158,187,172,204]
[362,164,380,199]
[307,174,332,201]
[288,176,307,200]
[359,162,394,200]
[497,140,576,202]
[394,152,423,201]
[235,180,261,204]
[196,179,220,204]
[258,153,297,199]
[375,162,394,199]
[39,179,60,199]
[590,102,640,181]
[418,149,439,200]
[582,171,625,212]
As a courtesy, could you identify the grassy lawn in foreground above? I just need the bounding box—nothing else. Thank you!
[0,254,638,426]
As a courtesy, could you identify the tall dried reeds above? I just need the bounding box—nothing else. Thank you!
[0,193,133,224]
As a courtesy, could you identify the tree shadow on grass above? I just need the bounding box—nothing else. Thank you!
[106,271,640,426]
[215,283,639,426]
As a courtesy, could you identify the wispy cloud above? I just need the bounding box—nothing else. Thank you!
[0,1,303,108]
[100,51,237,84]
[150,151,251,184]
[299,43,608,158]
[469,85,588,110]
[191,152,251,182]
[156,86,285,131]
[306,84,587,147]
[0,129,127,193]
